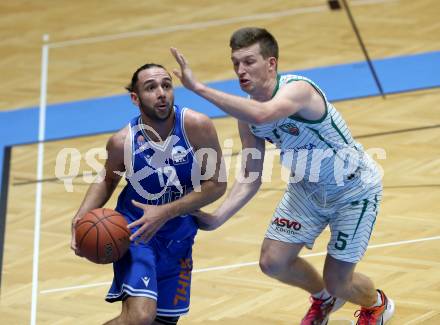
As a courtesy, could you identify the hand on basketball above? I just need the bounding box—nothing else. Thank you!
[170,47,199,91]
[128,200,169,243]
[70,215,84,256]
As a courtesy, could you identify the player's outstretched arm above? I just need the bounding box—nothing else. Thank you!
[195,121,265,230]
[171,47,312,124]
[127,111,227,242]
[70,128,126,253]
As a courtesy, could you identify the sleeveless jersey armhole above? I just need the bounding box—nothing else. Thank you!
[180,107,196,160]
[285,78,328,124]
[128,121,135,172]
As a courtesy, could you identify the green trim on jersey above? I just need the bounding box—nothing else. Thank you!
[307,127,336,153]
[286,78,328,124]
[331,116,349,144]
[352,199,369,239]
[271,74,281,98]
[373,194,378,212]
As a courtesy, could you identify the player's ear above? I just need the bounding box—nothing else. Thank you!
[268,57,277,72]
[130,91,140,106]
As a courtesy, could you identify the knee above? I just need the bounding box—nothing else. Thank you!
[259,251,288,278]
[128,308,156,325]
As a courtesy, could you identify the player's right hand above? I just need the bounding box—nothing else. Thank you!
[192,210,221,231]
[170,47,200,92]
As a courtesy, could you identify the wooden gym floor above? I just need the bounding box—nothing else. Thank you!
[1,0,439,324]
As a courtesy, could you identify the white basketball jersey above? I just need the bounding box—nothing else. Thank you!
[249,74,380,188]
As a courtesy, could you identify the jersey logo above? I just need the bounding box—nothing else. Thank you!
[172,146,191,165]
[272,217,302,230]
[279,123,300,136]
[141,276,150,288]
[124,126,184,200]
[136,135,146,146]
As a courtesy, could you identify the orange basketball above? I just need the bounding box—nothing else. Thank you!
[75,208,131,264]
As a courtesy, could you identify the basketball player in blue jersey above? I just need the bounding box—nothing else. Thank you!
[70,63,226,325]
[171,27,394,325]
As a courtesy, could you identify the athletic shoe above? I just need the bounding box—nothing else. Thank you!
[355,290,395,324]
[301,295,346,325]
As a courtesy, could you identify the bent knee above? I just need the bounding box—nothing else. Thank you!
[259,252,290,278]
[128,308,156,325]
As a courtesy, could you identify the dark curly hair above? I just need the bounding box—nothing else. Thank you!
[126,63,168,93]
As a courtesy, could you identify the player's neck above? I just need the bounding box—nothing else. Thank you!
[251,75,278,102]
[140,111,175,142]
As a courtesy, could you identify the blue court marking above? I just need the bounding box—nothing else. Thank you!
[0,51,439,188]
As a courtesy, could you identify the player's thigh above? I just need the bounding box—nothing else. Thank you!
[106,243,158,303]
[156,238,194,318]
[265,183,327,249]
[327,194,381,263]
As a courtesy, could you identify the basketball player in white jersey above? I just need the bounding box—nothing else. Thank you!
[171,27,395,325]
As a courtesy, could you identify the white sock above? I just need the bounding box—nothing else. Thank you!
[370,291,383,307]
[312,289,331,300]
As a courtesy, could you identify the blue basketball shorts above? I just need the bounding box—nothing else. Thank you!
[106,236,194,317]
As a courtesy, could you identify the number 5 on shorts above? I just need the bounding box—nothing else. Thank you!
[334,231,349,250]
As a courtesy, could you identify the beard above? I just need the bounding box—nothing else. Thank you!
[140,99,174,121]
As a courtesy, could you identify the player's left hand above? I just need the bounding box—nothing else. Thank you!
[70,215,84,256]
[128,200,170,243]
[170,47,199,91]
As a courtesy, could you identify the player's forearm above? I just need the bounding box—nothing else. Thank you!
[194,179,261,231]
[194,83,266,124]
[165,179,227,220]
[212,178,262,227]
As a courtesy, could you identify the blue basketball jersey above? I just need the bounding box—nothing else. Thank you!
[115,105,198,240]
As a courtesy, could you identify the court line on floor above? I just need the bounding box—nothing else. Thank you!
[48,0,398,48]
[30,34,50,325]
[356,124,440,139]
[40,234,440,294]
[404,310,439,325]
[49,6,328,48]
[330,320,355,325]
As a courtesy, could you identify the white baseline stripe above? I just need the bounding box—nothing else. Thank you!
[331,320,354,325]
[48,0,397,49]
[193,250,332,273]
[352,0,398,5]
[404,310,439,325]
[40,234,439,295]
[41,281,112,294]
[194,235,440,273]
[30,35,50,325]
